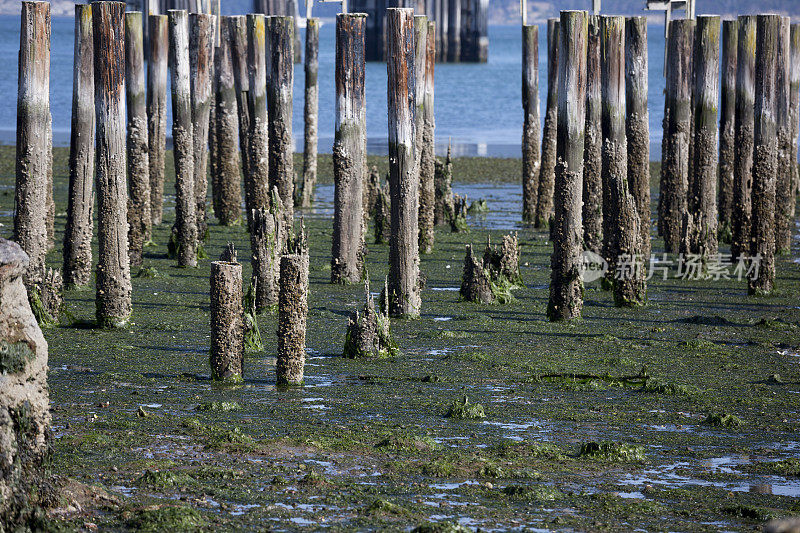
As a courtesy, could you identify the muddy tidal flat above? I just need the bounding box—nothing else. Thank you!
[2,147,800,531]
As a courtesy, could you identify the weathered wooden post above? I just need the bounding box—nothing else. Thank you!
[147,14,168,229]
[413,17,433,255]
[731,15,756,262]
[266,15,294,229]
[14,1,50,282]
[749,14,780,296]
[63,4,94,288]
[583,15,602,254]
[331,13,366,284]
[299,17,319,208]
[250,191,283,312]
[536,18,559,228]
[210,250,244,382]
[625,16,650,261]
[169,9,198,267]
[601,15,645,307]
[190,13,215,241]
[791,25,800,224]
[277,227,309,385]
[684,15,720,257]
[247,14,269,231]
[386,8,421,317]
[446,0,460,62]
[125,11,151,268]
[521,23,540,225]
[213,16,242,226]
[229,16,254,225]
[93,1,132,327]
[718,19,737,240]
[659,18,694,254]
[547,10,586,321]
[434,143,454,225]
[419,20,436,253]
[775,17,793,256]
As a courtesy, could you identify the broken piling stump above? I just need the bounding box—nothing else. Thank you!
[331,13,366,285]
[344,279,397,359]
[277,226,309,386]
[125,11,151,268]
[63,4,95,288]
[210,248,244,382]
[546,10,586,322]
[434,143,455,226]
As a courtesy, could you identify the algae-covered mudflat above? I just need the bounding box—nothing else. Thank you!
[1,146,799,531]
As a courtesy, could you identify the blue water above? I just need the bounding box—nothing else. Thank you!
[0,14,668,157]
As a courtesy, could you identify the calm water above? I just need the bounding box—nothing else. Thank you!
[0,15,668,157]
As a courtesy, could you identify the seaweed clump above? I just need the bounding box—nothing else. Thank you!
[445,395,486,420]
[460,233,523,304]
[578,441,646,462]
[704,413,743,429]
[343,278,398,359]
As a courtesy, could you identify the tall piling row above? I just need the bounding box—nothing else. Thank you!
[14,1,51,282]
[731,15,756,262]
[684,15,720,257]
[625,16,650,261]
[386,8,421,318]
[93,1,132,327]
[331,14,366,284]
[718,19,737,238]
[277,228,309,386]
[125,12,151,268]
[775,17,793,255]
[446,0,460,62]
[749,14,780,295]
[536,18,559,229]
[210,257,244,382]
[791,25,800,224]
[659,18,694,253]
[63,4,94,288]
[601,15,645,307]
[246,14,269,231]
[168,9,198,267]
[547,10,586,322]
[521,24,540,225]
[583,15,602,254]
[229,16,253,225]
[190,13,215,241]
[147,14,168,229]
[299,18,319,208]
[213,16,242,226]
[266,16,294,229]
[419,21,436,254]
[413,17,433,255]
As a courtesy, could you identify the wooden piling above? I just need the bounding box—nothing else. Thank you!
[790,25,800,225]
[749,14,780,295]
[386,8,421,318]
[277,229,309,386]
[546,10,586,322]
[521,24,540,225]
[775,17,793,256]
[583,15,602,254]
[125,12,151,268]
[299,17,319,208]
[413,17,430,254]
[14,1,51,281]
[246,14,269,230]
[331,14,366,284]
[536,18,559,229]
[168,9,198,267]
[601,15,645,307]
[718,19,737,239]
[147,14,168,229]
[266,15,294,229]
[731,15,756,262]
[685,15,720,257]
[63,4,94,288]
[625,16,651,261]
[419,21,436,254]
[446,0,460,62]
[93,1,132,327]
[213,16,242,226]
[659,18,694,253]
[190,13,215,241]
[250,201,282,311]
[229,16,254,226]
[210,258,244,382]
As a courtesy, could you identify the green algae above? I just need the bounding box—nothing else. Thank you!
[0,340,35,374]
[444,396,486,420]
[124,505,208,532]
[578,442,646,462]
[704,413,744,429]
